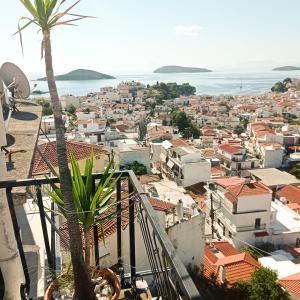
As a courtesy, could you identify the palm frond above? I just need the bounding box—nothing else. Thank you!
[17,0,93,54]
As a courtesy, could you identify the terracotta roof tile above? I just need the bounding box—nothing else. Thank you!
[225,182,271,203]
[214,177,246,188]
[218,144,242,155]
[279,272,300,298]
[32,141,108,174]
[203,241,260,284]
[277,185,300,206]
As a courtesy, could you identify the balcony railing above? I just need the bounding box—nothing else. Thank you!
[236,224,266,232]
[0,170,201,300]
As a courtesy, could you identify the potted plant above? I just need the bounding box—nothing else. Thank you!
[45,153,121,299]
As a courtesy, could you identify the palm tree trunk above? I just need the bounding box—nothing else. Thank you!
[43,30,94,300]
[83,228,91,267]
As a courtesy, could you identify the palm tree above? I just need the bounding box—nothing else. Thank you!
[17,1,94,299]
[48,153,120,267]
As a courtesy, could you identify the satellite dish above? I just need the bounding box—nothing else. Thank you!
[0,62,30,99]
[0,80,7,106]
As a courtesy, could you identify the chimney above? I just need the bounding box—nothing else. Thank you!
[219,265,226,283]
[176,199,183,221]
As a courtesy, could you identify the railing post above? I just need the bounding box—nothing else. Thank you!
[50,200,56,275]
[36,185,53,276]
[92,179,100,268]
[116,177,122,265]
[128,177,136,287]
[5,187,30,297]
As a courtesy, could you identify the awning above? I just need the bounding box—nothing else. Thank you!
[254,231,269,237]
[167,160,175,169]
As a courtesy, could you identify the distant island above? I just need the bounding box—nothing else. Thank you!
[37,69,115,81]
[154,65,212,73]
[272,66,300,71]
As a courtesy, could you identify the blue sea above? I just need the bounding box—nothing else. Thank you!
[30,70,300,98]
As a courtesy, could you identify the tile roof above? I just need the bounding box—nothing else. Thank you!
[149,197,176,212]
[138,174,161,185]
[277,184,300,206]
[171,138,189,148]
[204,240,260,284]
[225,181,271,203]
[214,176,246,188]
[32,141,108,174]
[279,272,300,298]
[218,143,242,155]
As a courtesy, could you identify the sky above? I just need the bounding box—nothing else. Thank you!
[1,0,300,77]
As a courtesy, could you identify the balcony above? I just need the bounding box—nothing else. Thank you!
[0,170,201,300]
[236,224,267,232]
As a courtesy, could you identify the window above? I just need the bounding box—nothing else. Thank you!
[255,218,261,229]
[83,124,87,129]
[229,232,232,238]
[217,219,220,225]
[222,225,225,236]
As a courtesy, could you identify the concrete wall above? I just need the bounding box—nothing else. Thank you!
[262,148,284,168]
[118,149,151,172]
[182,161,211,187]
[0,110,25,299]
[167,213,205,267]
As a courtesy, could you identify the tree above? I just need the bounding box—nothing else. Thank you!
[234,125,244,135]
[271,81,288,93]
[127,161,147,175]
[17,1,94,299]
[249,268,289,300]
[42,102,53,116]
[66,104,76,115]
[171,110,190,131]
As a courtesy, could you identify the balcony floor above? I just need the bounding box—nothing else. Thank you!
[4,105,42,181]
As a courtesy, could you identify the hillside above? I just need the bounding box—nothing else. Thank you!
[272,66,300,71]
[37,69,115,81]
[154,65,212,73]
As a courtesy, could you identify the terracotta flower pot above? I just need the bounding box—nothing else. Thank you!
[44,268,121,300]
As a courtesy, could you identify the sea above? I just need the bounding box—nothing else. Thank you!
[30,70,300,98]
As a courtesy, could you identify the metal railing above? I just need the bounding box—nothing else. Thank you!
[0,170,201,300]
[236,224,266,232]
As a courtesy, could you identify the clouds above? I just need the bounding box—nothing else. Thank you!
[174,25,203,37]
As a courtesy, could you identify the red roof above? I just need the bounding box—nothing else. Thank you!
[277,185,300,206]
[225,182,271,203]
[219,144,242,155]
[32,141,108,174]
[171,139,189,148]
[214,177,245,188]
[279,272,300,298]
[149,198,176,212]
[204,240,260,284]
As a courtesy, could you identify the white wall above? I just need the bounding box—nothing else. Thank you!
[118,149,151,172]
[262,148,283,168]
[182,161,211,187]
[167,213,205,267]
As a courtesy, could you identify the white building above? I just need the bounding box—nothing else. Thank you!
[60,94,80,110]
[116,139,151,172]
[259,143,284,168]
[209,176,300,250]
[208,178,273,249]
[160,142,211,187]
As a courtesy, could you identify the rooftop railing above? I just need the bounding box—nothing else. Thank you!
[0,170,202,300]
